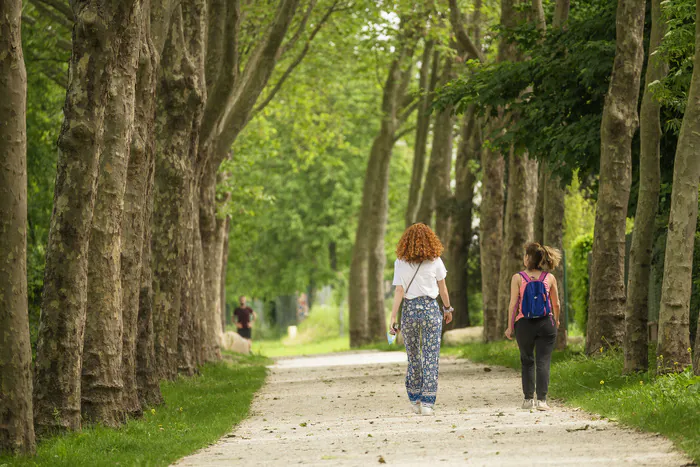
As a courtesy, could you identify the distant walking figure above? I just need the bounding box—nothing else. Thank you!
[234,295,257,347]
[505,243,562,411]
[389,223,453,416]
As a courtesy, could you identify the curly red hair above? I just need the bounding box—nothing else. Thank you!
[396,223,443,263]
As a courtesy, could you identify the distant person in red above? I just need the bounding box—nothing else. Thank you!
[234,295,256,344]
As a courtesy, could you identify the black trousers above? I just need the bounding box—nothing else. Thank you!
[515,316,557,400]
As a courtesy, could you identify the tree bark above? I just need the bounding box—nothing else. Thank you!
[199,164,226,361]
[543,173,567,349]
[480,125,506,342]
[81,0,142,427]
[496,151,538,337]
[152,0,206,379]
[405,41,435,227]
[350,37,414,347]
[586,0,646,354]
[447,108,479,329]
[132,0,173,409]
[34,0,140,435]
[625,0,666,373]
[221,215,231,331]
[657,0,700,373]
[135,162,163,408]
[120,0,156,419]
[416,55,454,230]
[533,168,545,243]
[0,0,35,453]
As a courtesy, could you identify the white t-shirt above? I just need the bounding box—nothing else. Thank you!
[392,258,447,299]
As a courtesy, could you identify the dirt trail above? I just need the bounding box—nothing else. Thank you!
[174,351,690,466]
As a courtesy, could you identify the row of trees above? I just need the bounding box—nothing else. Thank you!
[346,0,700,383]
[1,0,358,455]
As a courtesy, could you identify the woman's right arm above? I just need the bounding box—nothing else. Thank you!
[389,285,405,334]
[505,274,520,340]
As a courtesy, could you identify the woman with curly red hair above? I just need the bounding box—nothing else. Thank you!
[389,223,453,416]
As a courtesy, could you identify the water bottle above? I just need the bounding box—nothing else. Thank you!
[387,323,398,345]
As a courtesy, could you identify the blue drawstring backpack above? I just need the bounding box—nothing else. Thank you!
[518,271,551,319]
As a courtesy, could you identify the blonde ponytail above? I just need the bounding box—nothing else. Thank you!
[541,245,562,270]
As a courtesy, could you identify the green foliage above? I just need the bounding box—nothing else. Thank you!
[563,173,596,253]
[0,355,268,466]
[569,233,593,332]
[458,342,700,463]
[22,3,70,351]
[435,0,617,183]
[652,0,696,131]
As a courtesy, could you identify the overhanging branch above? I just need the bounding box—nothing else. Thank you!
[253,0,341,114]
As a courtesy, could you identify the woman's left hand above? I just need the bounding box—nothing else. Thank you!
[444,312,452,325]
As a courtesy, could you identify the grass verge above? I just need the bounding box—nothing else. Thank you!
[457,341,700,463]
[1,353,269,467]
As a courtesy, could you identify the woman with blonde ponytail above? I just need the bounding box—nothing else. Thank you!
[504,242,562,411]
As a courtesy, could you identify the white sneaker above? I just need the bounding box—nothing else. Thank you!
[521,399,535,410]
[537,400,551,411]
[410,402,421,414]
[420,405,434,416]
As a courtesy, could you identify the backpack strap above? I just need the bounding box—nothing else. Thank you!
[538,271,548,282]
[518,271,531,283]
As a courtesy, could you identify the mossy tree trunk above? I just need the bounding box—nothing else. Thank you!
[0,0,35,454]
[625,0,666,373]
[405,41,435,227]
[447,108,480,329]
[496,150,538,337]
[657,0,700,373]
[152,0,206,379]
[34,0,141,435]
[350,31,416,346]
[480,127,505,342]
[81,0,143,427]
[586,0,646,354]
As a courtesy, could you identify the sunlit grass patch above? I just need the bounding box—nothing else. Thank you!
[1,353,268,467]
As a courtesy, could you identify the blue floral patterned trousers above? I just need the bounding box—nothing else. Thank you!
[401,296,443,407]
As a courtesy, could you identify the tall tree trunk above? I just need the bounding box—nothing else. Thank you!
[433,60,455,243]
[0,1,35,453]
[586,0,646,354]
[133,0,173,409]
[199,163,226,361]
[480,125,506,342]
[120,0,159,419]
[416,55,454,230]
[152,0,206,379]
[533,169,545,243]
[195,0,301,353]
[81,0,142,427]
[494,0,538,339]
[447,109,479,329]
[496,151,538,337]
[34,0,140,435]
[543,173,567,349]
[625,0,667,373]
[350,38,414,347]
[221,215,231,331]
[405,41,435,227]
[135,165,163,408]
[657,0,700,373]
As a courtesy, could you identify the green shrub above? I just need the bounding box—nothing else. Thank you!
[569,233,593,333]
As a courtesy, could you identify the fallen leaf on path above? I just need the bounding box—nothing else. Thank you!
[483,367,492,372]
[378,456,386,464]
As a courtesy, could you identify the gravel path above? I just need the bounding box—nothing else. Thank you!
[174,351,690,466]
